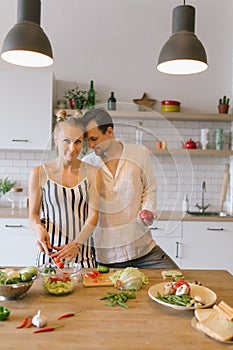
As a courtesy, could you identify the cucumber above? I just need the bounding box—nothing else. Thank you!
[97,265,109,273]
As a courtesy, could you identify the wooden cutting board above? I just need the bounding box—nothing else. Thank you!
[82,272,114,287]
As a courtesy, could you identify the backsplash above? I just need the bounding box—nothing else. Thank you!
[0,118,232,214]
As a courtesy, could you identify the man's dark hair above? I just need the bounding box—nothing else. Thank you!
[82,108,114,134]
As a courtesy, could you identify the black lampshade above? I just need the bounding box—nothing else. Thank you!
[1,0,53,68]
[157,5,208,75]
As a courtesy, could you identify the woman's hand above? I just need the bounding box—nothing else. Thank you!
[51,242,80,261]
[35,225,52,255]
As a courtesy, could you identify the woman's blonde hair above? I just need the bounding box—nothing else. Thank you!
[54,109,84,134]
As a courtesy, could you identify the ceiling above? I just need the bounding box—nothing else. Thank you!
[0,0,233,110]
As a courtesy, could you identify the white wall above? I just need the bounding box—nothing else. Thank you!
[0,0,233,213]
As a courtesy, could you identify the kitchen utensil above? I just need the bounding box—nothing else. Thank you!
[82,272,114,287]
[215,129,223,150]
[0,268,36,300]
[220,163,230,215]
[200,129,209,150]
[148,282,217,310]
[38,263,81,295]
[161,100,180,112]
[183,139,197,149]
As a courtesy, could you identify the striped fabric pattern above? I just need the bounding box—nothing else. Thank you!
[37,166,95,268]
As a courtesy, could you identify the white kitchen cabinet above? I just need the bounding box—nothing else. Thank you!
[151,220,182,267]
[0,218,37,266]
[0,69,54,150]
[182,221,233,274]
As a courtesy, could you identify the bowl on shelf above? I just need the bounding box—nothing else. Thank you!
[38,262,82,296]
[0,267,37,300]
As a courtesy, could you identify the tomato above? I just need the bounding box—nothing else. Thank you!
[49,276,70,283]
[172,280,190,294]
[53,257,64,269]
[84,270,101,278]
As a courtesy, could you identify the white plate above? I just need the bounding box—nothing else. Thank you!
[148,282,217,310]
[191,317,233,344]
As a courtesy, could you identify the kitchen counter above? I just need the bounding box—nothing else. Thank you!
[158,210,233,221]
[1,208,233,221]
[0,208,29,218]
[1,269,233,349]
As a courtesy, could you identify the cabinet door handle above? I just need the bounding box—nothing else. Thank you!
[12,139,29,142]
[207,227,224,231]
[5,224,23,228]
[176,241,180,258]
[150,227,158,230]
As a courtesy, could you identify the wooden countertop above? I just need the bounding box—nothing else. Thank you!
[1,208,233,221]
[1,269,233,349]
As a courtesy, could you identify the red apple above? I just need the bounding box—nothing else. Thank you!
[140,210,154,222]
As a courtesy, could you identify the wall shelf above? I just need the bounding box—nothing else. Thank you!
[150,149,233,156]
[54,109,233,122]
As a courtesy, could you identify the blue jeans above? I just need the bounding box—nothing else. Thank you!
[97,245,178,269]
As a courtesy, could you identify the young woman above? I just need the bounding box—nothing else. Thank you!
[29,110,100,268]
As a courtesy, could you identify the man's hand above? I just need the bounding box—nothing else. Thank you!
[138,209,155,226]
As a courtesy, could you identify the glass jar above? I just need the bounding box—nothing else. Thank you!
[9,188,25,209]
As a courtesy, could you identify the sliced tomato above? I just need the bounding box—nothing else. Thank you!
[84,270,101,278]
[49,276,70,283]
[53,257,64,269]
[172,280,190,294]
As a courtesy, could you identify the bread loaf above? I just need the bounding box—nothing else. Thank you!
[194,308,216,322]
[196,310,233,342]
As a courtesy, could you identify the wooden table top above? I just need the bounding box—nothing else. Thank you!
[1,269,233,350]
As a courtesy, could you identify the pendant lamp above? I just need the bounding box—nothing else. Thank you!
[1,0,53,68]
[157,2,208,75]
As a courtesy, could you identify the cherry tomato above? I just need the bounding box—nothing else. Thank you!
[53,257,64,269]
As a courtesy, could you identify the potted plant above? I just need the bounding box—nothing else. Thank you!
[0,177,16,195]
[64,85,87,110]
[218,95,230,114]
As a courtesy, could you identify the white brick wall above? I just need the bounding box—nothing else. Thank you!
[0,118,232,213]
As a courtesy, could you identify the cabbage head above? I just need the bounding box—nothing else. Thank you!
[110,267,148,291]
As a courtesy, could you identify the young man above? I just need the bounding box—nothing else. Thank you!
[82,108,178,269]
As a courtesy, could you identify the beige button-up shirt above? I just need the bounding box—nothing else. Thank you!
[83,141,157,263]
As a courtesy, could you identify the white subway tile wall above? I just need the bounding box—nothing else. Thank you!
[0,118,232,213]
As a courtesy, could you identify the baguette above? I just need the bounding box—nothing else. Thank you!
[196,310,233,342]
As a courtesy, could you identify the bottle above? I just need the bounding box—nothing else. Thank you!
[108,91,117,110]
[182,194,189,213]
[87,80,95,108]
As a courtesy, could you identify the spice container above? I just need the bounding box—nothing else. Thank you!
[9,188,25,209]
[161,100,180,112]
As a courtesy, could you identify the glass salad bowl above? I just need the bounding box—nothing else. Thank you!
[38,262,82,296]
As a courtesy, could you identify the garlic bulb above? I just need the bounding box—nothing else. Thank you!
[32,310,47,328]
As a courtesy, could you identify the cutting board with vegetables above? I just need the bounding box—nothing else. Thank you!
[82,271,114,287]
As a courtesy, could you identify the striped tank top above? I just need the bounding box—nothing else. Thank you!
[36,164,96,268]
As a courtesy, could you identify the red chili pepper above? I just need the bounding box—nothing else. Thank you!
[57,311,80,320]
[16,316,30,329]
[26,318,33,328]
[33,325,64,334]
